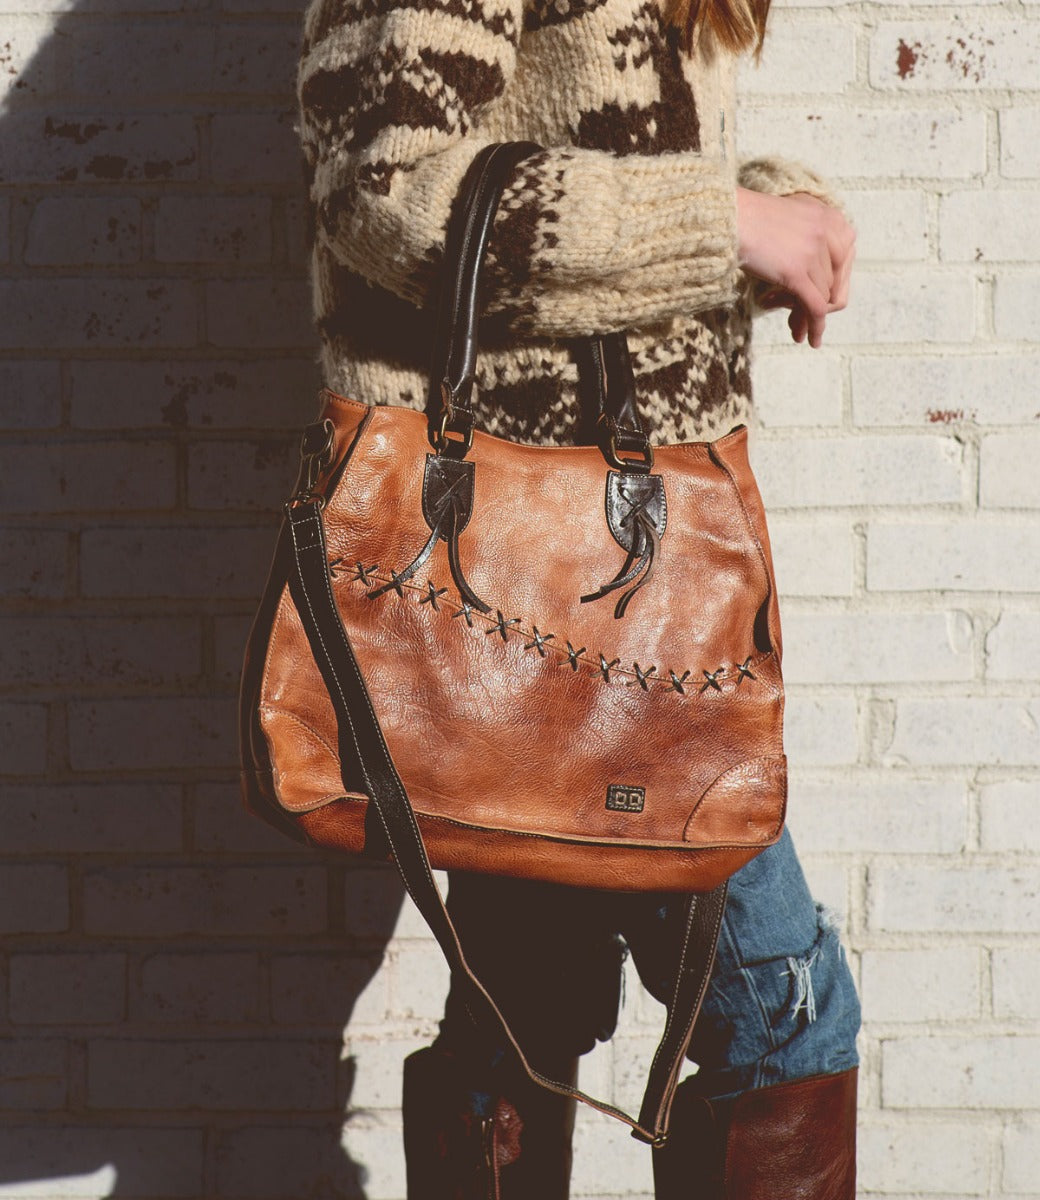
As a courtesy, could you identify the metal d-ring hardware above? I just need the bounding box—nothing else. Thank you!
[430,381,475,458]
[598,413,654,475]
[285,418,335,512]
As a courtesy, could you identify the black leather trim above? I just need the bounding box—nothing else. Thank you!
[606,471,667,553]
[422,454,475,537]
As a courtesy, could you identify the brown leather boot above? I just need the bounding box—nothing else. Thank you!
[652,1068,858,1200]
[402,1045,578,1200]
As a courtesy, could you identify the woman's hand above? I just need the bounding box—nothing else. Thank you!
[735,187,856,348]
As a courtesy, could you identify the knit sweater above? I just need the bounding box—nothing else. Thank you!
[296,0,842,447]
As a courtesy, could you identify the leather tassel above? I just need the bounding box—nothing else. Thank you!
[443,505,492,613]
[614,511,660,619]
[581,510,660,619]
[369,473,491,613]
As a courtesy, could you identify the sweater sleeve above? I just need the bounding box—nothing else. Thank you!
[735,154,852,313]
[297,0,742,339]
[737,155,848,217]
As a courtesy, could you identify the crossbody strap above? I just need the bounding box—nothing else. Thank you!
[284,494,727,1144]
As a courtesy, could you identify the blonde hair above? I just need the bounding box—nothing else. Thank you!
[665,0,772,60]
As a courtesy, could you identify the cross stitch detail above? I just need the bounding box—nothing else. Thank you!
[338,568,764,700]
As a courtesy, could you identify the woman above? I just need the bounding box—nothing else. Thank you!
[295,0,860,1194]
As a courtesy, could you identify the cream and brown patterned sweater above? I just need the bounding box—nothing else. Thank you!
[296,0,842,446]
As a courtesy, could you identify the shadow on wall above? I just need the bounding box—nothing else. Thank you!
[0,2,410,1196]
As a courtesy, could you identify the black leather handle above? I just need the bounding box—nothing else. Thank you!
[426,141,649,465]
[426,141,541,451]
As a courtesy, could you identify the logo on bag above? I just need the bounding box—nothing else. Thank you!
[606,784,645,813]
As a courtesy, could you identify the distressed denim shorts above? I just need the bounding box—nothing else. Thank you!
[440,828,861,1100]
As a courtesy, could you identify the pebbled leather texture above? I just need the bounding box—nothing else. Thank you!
[242,386,787,893]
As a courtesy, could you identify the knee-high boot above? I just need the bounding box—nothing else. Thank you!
[402,1044,578,1200]
[652,1067,857,1200]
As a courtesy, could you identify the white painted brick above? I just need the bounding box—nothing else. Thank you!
[782,692,859,766]
[782,611,974,685]
[270,953,390,1027]
[736,105,986,180]
[754,269,975,347]
[788,773,968,854]
[871,21,1040,91]
[611,1034,660,1116]
[887,698,1040,767]
[0,362,60,429]
[737,20,855,95]
[868,520,1040,593]
[1004,1119,1040,1193]
[994,950,1040,1022]
[24,197,141,265]
[750,351,842,428]
[859,1116,991,1193]
[155,196,272,264]
[980,780,1040,851]
[0,1129,202,1196]
[2,114,199,184]
[753,434,964,508]
[981,432,1040,506]
[576,1035,614,1100]
[0,866,68,934]
[388,941,450,1020]
[0,701,49,774]
[88,1038,337,1112]
[572,1119,654,1198]
[213,1124,369,1200]
[0,16,58,102]
[860,948,981,1023]
[795,858,850,922]
[768,517,854,598]
[852,354,1040,426]
[1001,108,1040,179]
[872,865,1040,932]
[339,1113,407,1200]
[941,190,1040,263]
[136,953,261,1024]
[0,1041,68,1110]
[10,954,126,1025]
[995,274,1040,342]
[842,188,931,263]
[343,1034,427,1110]
[883,1036,1040,1108]
[69,358,317,429]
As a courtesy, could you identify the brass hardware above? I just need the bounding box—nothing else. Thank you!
[598,413,654,474]
[430,381,474,456]
[286,418,335,511]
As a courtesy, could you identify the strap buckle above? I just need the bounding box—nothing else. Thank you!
[599,414,654,474]
[430,380,474,458]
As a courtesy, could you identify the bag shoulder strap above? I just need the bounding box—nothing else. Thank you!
[283,495,726,1144]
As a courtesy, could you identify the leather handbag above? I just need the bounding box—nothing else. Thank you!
[239,141,788,1143]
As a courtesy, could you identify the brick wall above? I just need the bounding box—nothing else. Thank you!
[0,0,1036,1195]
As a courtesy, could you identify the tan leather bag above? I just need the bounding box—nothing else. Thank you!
[238,142,788,1142]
